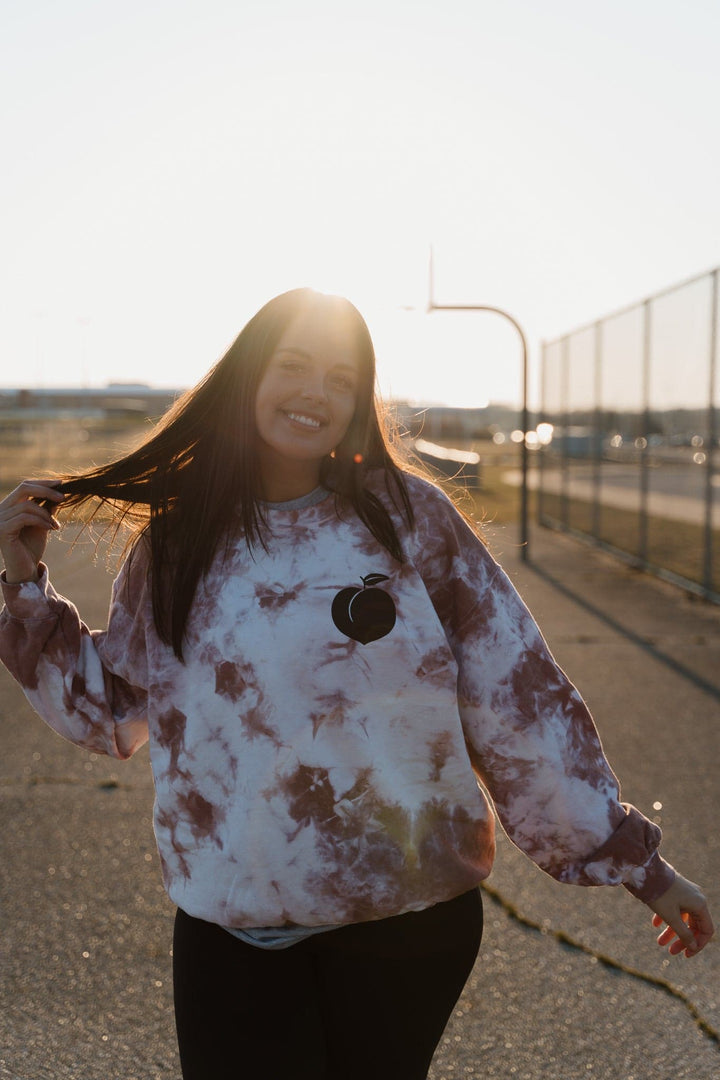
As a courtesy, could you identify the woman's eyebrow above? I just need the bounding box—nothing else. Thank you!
[275,346,313,360]
[276,347,357,372]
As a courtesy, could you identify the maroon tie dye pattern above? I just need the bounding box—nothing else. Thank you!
[0,474,674,928]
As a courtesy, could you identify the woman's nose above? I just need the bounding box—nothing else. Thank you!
[301,374,328,401]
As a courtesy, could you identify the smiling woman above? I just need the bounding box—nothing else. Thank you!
[0,286,713,1080]
[254,306,362,501]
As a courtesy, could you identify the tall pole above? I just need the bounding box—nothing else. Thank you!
[427,249,530,561]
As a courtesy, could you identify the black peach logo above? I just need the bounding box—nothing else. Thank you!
[331,573,396,645]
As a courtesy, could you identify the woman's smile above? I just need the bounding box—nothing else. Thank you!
[283,410,325,430]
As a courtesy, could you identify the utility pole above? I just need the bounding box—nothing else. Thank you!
[426,249,530,560]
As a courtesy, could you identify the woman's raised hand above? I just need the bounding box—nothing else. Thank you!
[0,480,65,584]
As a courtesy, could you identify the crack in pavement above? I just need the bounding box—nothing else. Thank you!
[480,882,719,1048]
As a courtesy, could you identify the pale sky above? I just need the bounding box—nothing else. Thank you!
[2,0,718,408]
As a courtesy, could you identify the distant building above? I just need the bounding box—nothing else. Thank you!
[0,384,182,419]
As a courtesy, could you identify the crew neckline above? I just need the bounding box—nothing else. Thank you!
[260,486,331,512]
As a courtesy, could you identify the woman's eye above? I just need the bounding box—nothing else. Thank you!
[330,374,355,391]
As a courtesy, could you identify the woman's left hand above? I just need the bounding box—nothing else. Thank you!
[649,874,714,957]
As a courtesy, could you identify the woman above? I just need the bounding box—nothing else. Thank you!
[0,288,713,1080]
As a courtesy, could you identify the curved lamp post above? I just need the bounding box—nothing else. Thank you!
[427,253,530,561]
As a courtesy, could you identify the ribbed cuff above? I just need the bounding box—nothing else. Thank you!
[622,850,676,903]
[1,564,53,619]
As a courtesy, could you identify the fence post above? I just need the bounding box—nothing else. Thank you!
[560,336,569,531]
[539,340,546,523]
[592,321,603,539]
[703,269,719,594]
[638,299,652,568]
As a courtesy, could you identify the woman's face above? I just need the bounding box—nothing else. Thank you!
[254,306,362,500]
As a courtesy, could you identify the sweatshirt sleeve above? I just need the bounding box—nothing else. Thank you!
[0,545,150,760]
[410,481,676,904]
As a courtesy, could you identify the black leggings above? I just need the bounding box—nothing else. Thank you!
[173,888,483,1080]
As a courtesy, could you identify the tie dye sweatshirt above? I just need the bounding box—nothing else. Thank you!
[0,472,674,928]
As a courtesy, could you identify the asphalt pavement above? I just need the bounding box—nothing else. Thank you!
[1,522,718,1079]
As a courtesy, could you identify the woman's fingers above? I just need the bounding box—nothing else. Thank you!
[655,914,693,955]
[648,875,714,958]
[2,507,59,532]
[0,500,59,533]
[2,479,65,507]
[0,483,64,529]
[653,911,713,957]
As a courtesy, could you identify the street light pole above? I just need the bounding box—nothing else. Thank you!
[426,250,530,561]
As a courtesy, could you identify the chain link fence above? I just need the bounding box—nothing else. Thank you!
[538,266,720,601]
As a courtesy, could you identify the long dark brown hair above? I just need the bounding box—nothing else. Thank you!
[54,288,415,659]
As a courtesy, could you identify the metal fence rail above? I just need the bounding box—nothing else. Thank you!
[538,266,720,601]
